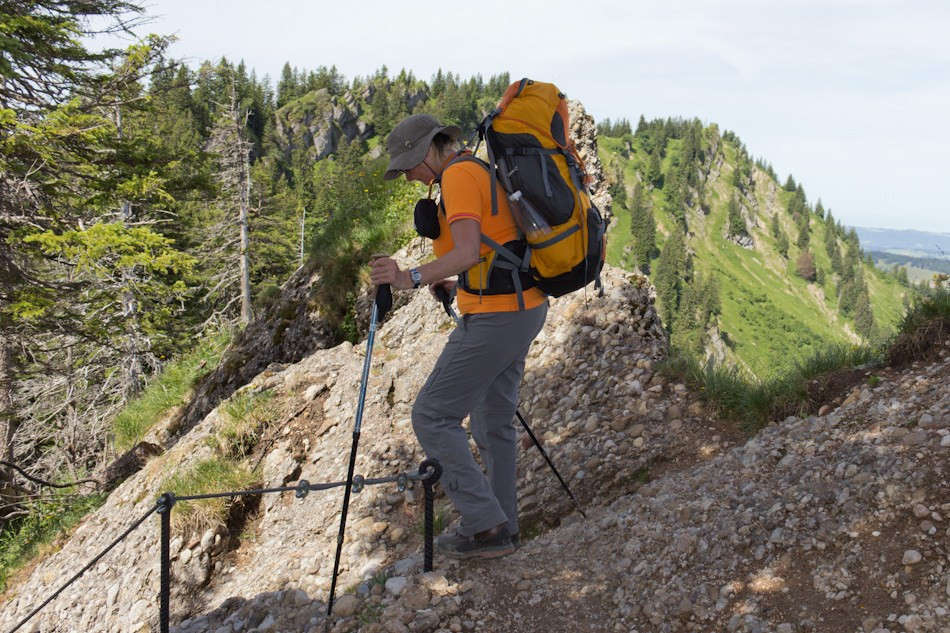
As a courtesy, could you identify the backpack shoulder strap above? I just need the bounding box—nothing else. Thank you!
[441,153,501,217]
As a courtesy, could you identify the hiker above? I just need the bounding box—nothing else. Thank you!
[369,113,548,559]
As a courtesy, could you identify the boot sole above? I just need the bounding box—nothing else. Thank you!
[436,543,515,560]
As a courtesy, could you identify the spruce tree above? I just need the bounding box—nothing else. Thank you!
[776,231,790,258]
[666,166,688,231]
[727,195,747,237]
[0,0,188,488]
[630,182,657,272]
[797,223,810,249]
[853,292,875,339]
[608,166,627,209]
[647,148,663,188]
[830,242,843,276]
[653,228,687,328]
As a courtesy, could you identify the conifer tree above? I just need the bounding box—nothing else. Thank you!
[647,148,663,188]
[653,228,688,328]
[630,182,657,272]
[776,230,790,258]
[830,242,843,276]
[635,115,648,137]
[797,223,810,249]
[204,79,255,324]
[853,292,875,339]
[0,0,187,491]
[727,195,747,237]
[666,166,688,231]
[276,62,297,108]
[608,166,627,209]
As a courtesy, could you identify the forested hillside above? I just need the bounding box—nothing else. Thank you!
[597,118,909,375]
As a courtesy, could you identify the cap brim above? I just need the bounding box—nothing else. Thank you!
[383,125,463,180]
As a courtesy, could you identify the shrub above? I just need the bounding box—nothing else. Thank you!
[796,251,816,281]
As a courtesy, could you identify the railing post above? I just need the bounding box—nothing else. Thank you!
[157,493,175,633]
[419,459,442,572]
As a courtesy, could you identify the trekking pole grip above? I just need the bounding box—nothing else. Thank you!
[374,283,392,322]
[419,459,442,572]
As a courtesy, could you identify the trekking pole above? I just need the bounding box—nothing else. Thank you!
[514,409,586,519]
[433,287,587,519]
[327,283,392,617]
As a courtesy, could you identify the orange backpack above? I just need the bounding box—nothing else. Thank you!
[476,78,607,299]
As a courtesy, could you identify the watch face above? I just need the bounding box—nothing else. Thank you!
[410,269,422,286]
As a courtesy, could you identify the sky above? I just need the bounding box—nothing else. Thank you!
[116,0,949,232]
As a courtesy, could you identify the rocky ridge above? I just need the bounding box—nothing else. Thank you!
[171,335,950,633]
[0,263,671,632]
[2,277,948,633]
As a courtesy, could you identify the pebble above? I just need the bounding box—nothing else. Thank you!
[385,576,408,596]
[902,550,923,565]
[331,594,360,618]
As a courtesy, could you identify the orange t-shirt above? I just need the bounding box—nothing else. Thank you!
[432,159,546,314]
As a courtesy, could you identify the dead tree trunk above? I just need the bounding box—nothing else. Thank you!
[238,109,253,325]
[205,80,254,325]
[115,104,147,395]
[0,335,15,464]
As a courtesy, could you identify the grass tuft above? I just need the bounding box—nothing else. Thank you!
[113,330,230,452]
[416,502,449,537]
[218,390,276,458]
[162,458,258,535]
[887,278,950,365]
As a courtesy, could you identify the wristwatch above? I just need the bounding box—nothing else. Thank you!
[409,267,422,289]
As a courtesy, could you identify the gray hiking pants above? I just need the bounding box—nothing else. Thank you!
[412,302,548,537]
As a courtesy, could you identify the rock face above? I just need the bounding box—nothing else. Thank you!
[568,100,612,221]
[177,261,337,437]
[274,88,373,161]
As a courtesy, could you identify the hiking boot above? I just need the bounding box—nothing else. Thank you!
[435,524,515,559]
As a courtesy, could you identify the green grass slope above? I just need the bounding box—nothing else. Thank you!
[598,124,908,377]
